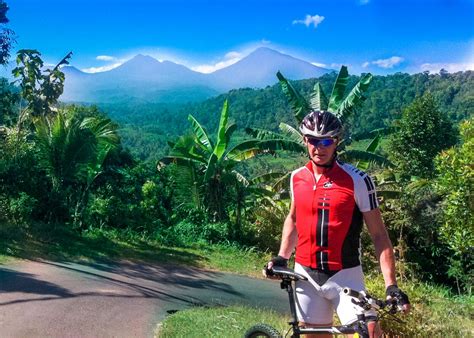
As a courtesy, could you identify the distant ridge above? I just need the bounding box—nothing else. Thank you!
[7,47,331,104]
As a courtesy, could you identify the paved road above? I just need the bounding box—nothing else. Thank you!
[0,259,288,337]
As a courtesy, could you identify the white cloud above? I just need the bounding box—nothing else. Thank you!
[96,55,117,61]
[311,62,327,68]
[420,62,474,73]
[363,56,404,69]
[293,14,325,28]
[82,62,123,73]
[190,50,246,73]
[192,57,242,74]
[225,51,242,59]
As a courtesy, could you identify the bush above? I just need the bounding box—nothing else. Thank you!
[0,192,37,224]
[159,221,232,247]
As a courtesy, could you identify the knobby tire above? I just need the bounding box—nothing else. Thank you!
[244,323,282,338]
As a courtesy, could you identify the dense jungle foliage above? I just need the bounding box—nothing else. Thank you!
[102,70,473,162]
[0,0,472,296]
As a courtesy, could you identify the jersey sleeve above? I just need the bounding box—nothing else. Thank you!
[354,173,379,212]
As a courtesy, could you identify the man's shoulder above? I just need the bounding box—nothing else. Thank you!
[336,160,369,179]
[291,165,309,177]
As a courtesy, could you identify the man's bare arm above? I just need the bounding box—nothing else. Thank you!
[363,208,397,287]
[278,201,297,259]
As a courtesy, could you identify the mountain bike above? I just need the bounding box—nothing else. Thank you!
[245,266,403,338]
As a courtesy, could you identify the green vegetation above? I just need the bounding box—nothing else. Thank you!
[156,271,473,337]
[106,70,473,161]
[157,305,290,338]
[1,8,473,335]
[434,119,474,294]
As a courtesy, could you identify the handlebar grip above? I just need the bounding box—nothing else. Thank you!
[343,287,362,298]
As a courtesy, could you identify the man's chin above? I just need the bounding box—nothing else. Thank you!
[312,157,330,166]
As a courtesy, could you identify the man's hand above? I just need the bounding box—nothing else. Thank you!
[386,285,411,313]
[262,255,288,278]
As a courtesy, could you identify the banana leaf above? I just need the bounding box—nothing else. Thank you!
[245,127,283,140]
[213,100,229,160]
[328,66,349,113]
[310,82,328,111]
[276,71,311,123]
[249,172,287,185]
[340,149,392,168]
[279,122,304,144]
[188,114,213,151]
[336,72,372,121]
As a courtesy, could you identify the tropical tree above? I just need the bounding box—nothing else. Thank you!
[33,107,120,226]
[161,100,273,235]
[0,0,15,65]
[434,118,473,294]
[277,66,373,124]
[248,67,387,166]
[388,93,457,180]
[13,49,72,122]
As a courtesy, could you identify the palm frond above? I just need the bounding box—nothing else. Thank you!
[340,149,392,168]
[245,127,283,140]
[258,138,306,154]
[213,100,229,160]
[188,114,213,151]
[328,66,349,113]
[225,123,237,146]
[276,71,311,123]
[336,72,372,121]
[249,172,287,185]
[352,127,394,141]
[310,82,328,111]
[279,122,304,144]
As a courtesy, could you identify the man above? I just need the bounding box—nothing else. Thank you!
[264,111,410,337]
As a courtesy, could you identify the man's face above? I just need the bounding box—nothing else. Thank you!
[304,136,338,166]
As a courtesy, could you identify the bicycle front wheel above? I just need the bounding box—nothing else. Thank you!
[244,323,282,338]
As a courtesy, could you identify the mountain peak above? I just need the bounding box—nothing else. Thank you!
[250,47,283,56]
[127,54,159,64]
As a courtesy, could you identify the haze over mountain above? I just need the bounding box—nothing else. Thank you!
[60,47,330,104]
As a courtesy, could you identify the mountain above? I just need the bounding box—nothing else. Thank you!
[60,48,331,104]
[209,47,329,90]
[62,55,215,103]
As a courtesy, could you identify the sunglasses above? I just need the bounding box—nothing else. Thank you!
[306,137,336,147]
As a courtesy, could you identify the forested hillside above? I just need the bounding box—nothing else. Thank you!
[105,70,473,161]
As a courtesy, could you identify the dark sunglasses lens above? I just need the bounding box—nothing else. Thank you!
[308,138,334,147]
[320,139,334,147]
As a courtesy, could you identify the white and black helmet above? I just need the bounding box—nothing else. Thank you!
[299,111,343,138]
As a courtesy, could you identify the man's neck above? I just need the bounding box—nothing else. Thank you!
[311,161,331,182]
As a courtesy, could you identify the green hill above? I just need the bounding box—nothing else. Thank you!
[100,71,473,161]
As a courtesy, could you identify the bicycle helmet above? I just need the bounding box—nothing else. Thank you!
[299,111,343,139]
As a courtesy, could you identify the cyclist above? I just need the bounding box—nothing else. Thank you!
[264,111,410,337]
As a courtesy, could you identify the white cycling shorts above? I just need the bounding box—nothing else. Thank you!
[294,262,377,325]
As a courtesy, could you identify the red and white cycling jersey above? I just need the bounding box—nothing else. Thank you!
[290,160,379,271]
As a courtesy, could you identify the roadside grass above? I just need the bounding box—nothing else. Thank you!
[156,274,474,337]
[156,305,290,338]
[0,222,269,276]
[1,222,472,336]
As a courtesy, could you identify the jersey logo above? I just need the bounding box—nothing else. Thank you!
[323,181,333,188]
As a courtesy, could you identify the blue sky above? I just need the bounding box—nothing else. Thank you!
[6,0,474,74]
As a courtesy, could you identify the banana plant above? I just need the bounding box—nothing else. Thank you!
[161,100,276,223]
[277,65,373,124]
